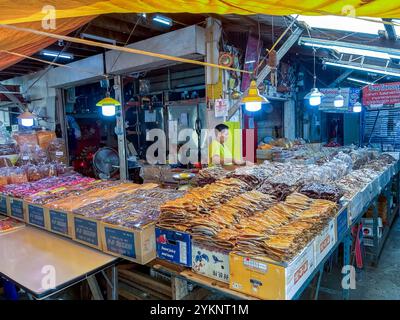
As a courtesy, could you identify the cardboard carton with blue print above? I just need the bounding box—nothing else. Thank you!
[192,241,230,283]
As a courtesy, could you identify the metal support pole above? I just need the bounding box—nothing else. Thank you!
[87,275,104,300]
[55,88,69,162]
[314,267,324,300]
[111,265,118,300]
[114,75,128,181]
[342,232,351,300]
[372,198,379,266]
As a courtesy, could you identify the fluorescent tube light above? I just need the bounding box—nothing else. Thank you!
[81,33,116,45]
[324,61,400,78]
[41,50,73,60]
[301,41,400,60]
[152,15,172,26]
[347,77,373,85]
[295,15,383,35]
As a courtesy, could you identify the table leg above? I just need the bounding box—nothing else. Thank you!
[87,275,104,300]
[111,265,118,300]
[104,265,118,300]
[372,199,379,266]
[314,266,324,300]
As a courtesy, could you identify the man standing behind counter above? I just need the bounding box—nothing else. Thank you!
[209,123,246,166]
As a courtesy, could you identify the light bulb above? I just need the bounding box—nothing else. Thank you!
[102,105,116,116]
[309,94,321,106]
[305,88,324,106]
[21,118,34,127]
[334,94,344,108]
[245,101,262,112]
[353,102,362,113]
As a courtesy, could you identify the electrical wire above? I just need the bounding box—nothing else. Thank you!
[109,16,142,74]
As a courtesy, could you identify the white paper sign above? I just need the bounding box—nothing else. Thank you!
[214,99,229,117]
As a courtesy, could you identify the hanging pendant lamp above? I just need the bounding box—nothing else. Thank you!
[96,91,121,117]
[242,79,269,112]
[305,48,324,106]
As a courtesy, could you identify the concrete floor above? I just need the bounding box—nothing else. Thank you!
[314,216,400,300]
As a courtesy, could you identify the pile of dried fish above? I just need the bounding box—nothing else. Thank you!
[334,168,379,199]
[257,181,299,201]
[158,178,251,231]
[235,193,337,262]
[74,187,186,229]
[190,191,277,249]
[194,166,228,186]
[299,183,344,203]
[227,165,274,187]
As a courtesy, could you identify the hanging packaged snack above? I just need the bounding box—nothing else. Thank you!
[13,132,38,149]
[36,130,56,150]
[48,138,68,164]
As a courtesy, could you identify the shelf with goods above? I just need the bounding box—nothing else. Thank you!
[154,148,399,300]
[0,143,399,300]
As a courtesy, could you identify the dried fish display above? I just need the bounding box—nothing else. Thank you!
[299,183,344,203]
[234,193,337,261]
[257,182,298,201]
[90,188,187,228]
[190,191,277,247]
[158,178,252,231]
[334,168,379,199]
[195,166,228,186]
[46,183,157,212]
[226,166,271,187]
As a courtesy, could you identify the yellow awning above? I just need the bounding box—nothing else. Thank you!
[0,0,399,24]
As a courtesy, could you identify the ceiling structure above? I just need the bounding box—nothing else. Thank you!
[0,13,399,89]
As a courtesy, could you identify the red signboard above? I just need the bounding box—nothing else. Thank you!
[362,82,400,106]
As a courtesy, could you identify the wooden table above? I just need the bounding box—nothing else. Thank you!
[0,226,119,300]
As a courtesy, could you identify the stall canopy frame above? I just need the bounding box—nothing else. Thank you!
[0,0,399,25]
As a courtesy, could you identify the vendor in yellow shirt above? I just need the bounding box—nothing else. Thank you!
[209,123,245,166]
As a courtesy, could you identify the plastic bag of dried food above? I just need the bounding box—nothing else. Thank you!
[33,145,48,165]
[13,132,38,149]
[18,144,34,166]
[0,168,9,186]
[36,130,56,150]
[9,167,28,184]
[48,138,68,164]
[26,165,43,182]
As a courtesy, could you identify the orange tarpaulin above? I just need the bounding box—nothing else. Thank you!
[0,16,94,71]
[0,0,399,23]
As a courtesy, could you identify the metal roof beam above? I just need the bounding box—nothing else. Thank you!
[328,70,353,88]
[383,18,397,41]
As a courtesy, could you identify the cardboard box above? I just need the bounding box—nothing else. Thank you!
[192,242,230,283]
[71,214,102,250]
[314,218,336,266]
[229,240,315,300]
[100,222,156,265]
[155,227,192,267]
[24,203,49,229]
[46,208,73,238]
[0,194,7,215]
[7,197,25,221]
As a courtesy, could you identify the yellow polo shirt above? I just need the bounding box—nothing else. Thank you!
[209,140,233,166]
